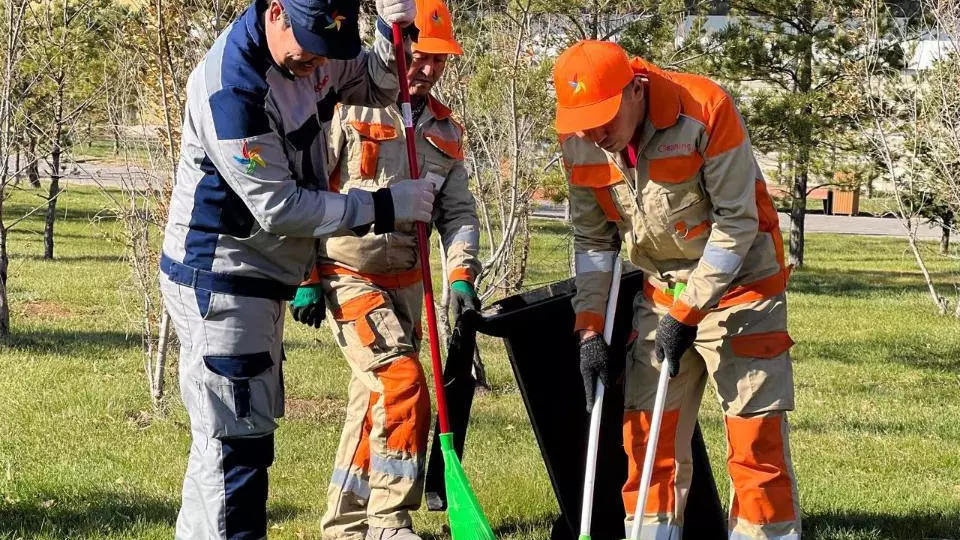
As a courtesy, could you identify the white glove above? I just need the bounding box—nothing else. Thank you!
[376,0,416,26]
[389,179,435,223]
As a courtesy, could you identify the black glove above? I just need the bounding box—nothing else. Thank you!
[653,314,697,377]
[289,284,325,328]
[450,280,481,321]
[579,334,617,413]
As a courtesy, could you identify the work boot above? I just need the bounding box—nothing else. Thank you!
[365,527,422,540]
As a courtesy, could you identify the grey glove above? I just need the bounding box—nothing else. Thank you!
[653,314,697,377]
[389,179,435,224]
[376,0,416,26]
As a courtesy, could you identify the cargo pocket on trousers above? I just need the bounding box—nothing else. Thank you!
[332,292,388,348]
[725,330,795,415]
[201,352,278,439]
[731,331,795,359]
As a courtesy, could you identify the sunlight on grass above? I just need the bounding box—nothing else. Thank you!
[0,187,958,539]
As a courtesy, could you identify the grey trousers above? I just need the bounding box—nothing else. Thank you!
[161,274,286,540]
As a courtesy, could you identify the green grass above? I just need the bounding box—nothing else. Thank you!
[1,186,959,539]
[72,138,155,167]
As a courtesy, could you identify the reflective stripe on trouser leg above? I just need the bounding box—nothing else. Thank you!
[322,376,375,540]
[321,278,429,535]
[725,414,800,540]
[161,275,283,540]
[621,296,708,540]
[367,356,431,529]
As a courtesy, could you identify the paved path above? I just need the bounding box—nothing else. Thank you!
[528,203,941,240]
[8,158,159,190]
[776,212,940,240]
[20,164,947,242]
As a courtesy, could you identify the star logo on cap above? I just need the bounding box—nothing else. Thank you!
[569,74,586,95]
[325,11,346,31]
[431,9,441,24]
[234,141,266,174]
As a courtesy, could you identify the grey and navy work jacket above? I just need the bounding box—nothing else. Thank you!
[161,0,410,312]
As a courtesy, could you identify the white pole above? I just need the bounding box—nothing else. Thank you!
[579,257,622,539]
[628,357,672,539]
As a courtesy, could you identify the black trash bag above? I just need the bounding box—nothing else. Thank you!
[424,310,483,511]
[424,272,726,540]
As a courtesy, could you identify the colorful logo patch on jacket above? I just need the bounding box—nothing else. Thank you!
[431,9,441,24]
[234,141,266,174]
[569,74,585,95]
[326,11,346,31]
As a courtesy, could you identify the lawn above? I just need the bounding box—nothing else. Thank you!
[0,185,958,540]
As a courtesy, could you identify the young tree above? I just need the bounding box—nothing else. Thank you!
[704,0,907,268]
[127,0,245,407]
[0,0,33,336]
[861,0,958,315]
[20,0,116,260]
[438,0,557,299]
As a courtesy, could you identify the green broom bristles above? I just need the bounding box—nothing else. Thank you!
[439,433,496,540]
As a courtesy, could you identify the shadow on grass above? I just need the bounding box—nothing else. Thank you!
[797,338,960,372]
[805,509,960,540]
[418,512,557,540]
[492,513,559,536]
[788,268,956,298]
[1,328,136,355]
[0,490,306,538]
[18,253,123,263]
[6,228,91,240]
[0,490,176,537]
[3,203,119,225]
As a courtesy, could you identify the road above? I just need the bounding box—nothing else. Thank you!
[529,203,941,240]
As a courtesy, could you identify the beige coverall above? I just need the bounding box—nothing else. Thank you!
[565,58,800,540]
[306,96,481,539]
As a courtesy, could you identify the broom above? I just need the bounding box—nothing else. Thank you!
[391,24,496,540]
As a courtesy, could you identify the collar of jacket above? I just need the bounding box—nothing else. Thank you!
[629,57,681,131]
[426,94,454,120]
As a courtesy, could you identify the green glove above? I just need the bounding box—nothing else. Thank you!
[450,280,480,320]
[290,284,325,328]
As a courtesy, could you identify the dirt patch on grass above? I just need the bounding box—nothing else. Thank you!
[23,300,72,318]
[125,409,155,430]
[285,396,344,424]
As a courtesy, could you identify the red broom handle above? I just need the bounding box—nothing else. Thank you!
[392,23,451,434]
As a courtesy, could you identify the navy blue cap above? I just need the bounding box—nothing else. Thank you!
[281,0,361,59]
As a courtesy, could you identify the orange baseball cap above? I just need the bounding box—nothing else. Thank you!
[412,0,462,55]
[553,40,635,134]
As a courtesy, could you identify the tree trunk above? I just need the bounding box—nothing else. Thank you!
[0,225,8,337]
[13,147,19,182]
[941,213,952,255]
[44,71,66,260]
[44,149,60,260]
[27,135,40,188]
[113,125,121,156]
[790,1,814,270]
[790,146,809,269]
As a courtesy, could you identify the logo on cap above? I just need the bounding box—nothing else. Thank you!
[431,9,441,24]
[234,141,266,174]
[325,11,346,31]
[568,74,585,96]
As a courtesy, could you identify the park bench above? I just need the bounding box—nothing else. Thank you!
[766,184,860,216]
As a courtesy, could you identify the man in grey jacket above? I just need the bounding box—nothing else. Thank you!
[159,0,429,538]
